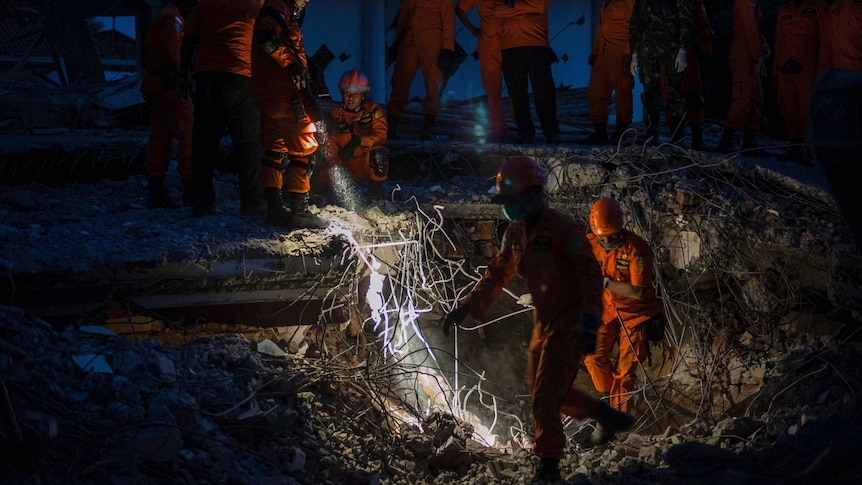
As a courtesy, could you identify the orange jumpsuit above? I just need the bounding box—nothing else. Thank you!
[456,0,507,140]
[326,101,388,183]
[465,205,603,460]
[725,0,767,131]
[387,0,455,118]
[141,3,193,181]
[587,0,635,126]
[830,0,862,72]
[584,231,662,414]
[774,1,820,141]
[252,0,318,194]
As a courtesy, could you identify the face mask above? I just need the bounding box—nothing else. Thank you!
[598,232,624,250]
[502,203,525,222]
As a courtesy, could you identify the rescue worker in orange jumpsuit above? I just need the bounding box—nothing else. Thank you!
[444,157,635,483]
[182,0,266,218]
[387,0,455,140]
[495,0,561,145]
[456,0,508,143]
[579,0,636,146]
[142,0,196,209]
[823,0,862,72]
[717,0,770,156]
[660,0,712,150]
[584,198,663,415]
[773,0,821,163]
[251,0,328,229]
[324,69,389,200]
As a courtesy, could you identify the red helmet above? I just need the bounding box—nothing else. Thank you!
[590,198,624,236]
[338,69,370,93]
[491,156,546,203]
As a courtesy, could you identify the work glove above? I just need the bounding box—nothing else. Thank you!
[674,48,687,73]
[443,303,470,336]
[629,53,639,77]
[580,313,601,355]
[438,49,456,72]
[588,53,597,67]
[338,134,361,163]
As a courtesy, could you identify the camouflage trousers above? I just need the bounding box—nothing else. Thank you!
[638,52,685,137]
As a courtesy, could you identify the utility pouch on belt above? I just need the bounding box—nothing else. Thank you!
[645,314,666,343]
[369,147,389,178]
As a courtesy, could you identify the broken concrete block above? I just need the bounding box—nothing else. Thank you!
[257,339,285,357]
[72,354,113,374]
[662,230,701,269]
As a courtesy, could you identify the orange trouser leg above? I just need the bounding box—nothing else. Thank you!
[387,39,422,117]
[146,87,194,179]
[527,324,589,459]
[587,54,614,123]
[776,70,817,140]
[416,35,443,116]
[681,50,704,126]
[478,39,507,137]
[587,48,634,124]
[610,323,647,413]
[584,319,618,394]
[146,96,173,179]
[259,113,318,192]
[725,59,763,131]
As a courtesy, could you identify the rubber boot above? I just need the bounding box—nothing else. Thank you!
[264,187,293,227]
[611,122,629,144]
[146,176,178,209]
[387,114,400,139]
[742,128,767,157]
[532,458,561,484]
[287,191,329,229]
[578,122,608,145]
[590,401,635,446]
[690,124,705,151]
[420,114,435,140]
[716,127,735,153]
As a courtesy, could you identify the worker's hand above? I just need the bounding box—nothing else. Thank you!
[338,134,362,163]
[443,304,470,336]
[629,53,639,77]
[579,313,601,355]
[588,53,597,67]
[674,48,687,73]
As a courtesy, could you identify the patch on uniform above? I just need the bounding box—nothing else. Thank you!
[373,110,385,119]
[534,236,552,251]
[174,17,182,33]
[802,6,816,17]
[615,253,630,271]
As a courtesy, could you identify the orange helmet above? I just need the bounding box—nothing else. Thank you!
[590,198,624,236]
[491,156,546,203]
[338,69,370,93]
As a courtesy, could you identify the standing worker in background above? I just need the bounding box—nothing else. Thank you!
[181,0,266,218]
[142,0,197,209]
[387,0,455,140]
[773,0,821,164]
[445,157,634,483]
[584,198,664,417]
[628,0,695,146]
[251,0,328,229]
[579,0,636,146]
[825,0,862,72]
[716,0,770,155]
[324,69,389,200]
[456,0,508,143]
[494,0,561,145]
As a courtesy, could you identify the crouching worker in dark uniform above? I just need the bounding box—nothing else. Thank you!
[444,156,635,484]
[323,69,389,202]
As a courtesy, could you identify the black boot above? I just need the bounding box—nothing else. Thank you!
[590,401,635,446]
[387,114,400,139]
[287,191,329,229]
[264,187,292,227]
[532,458,561,484]
[420,114,435,140]
[611,122,629,143]
[716,127,735,153]
[146,176,178,209]
[578,122,608,145]
[742,128,766,157]
[690,124,705,150]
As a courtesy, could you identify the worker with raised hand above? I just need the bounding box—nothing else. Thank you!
[387,0,455,140]
[182,0,266,218]
[251,0,328,229]
[324,69,389,199]
[579,0,636,146]
[141,0,197,209]
[456,0,508,143]
[629,0,695,146]
[444,157,634,483]
[584,198,664,424]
